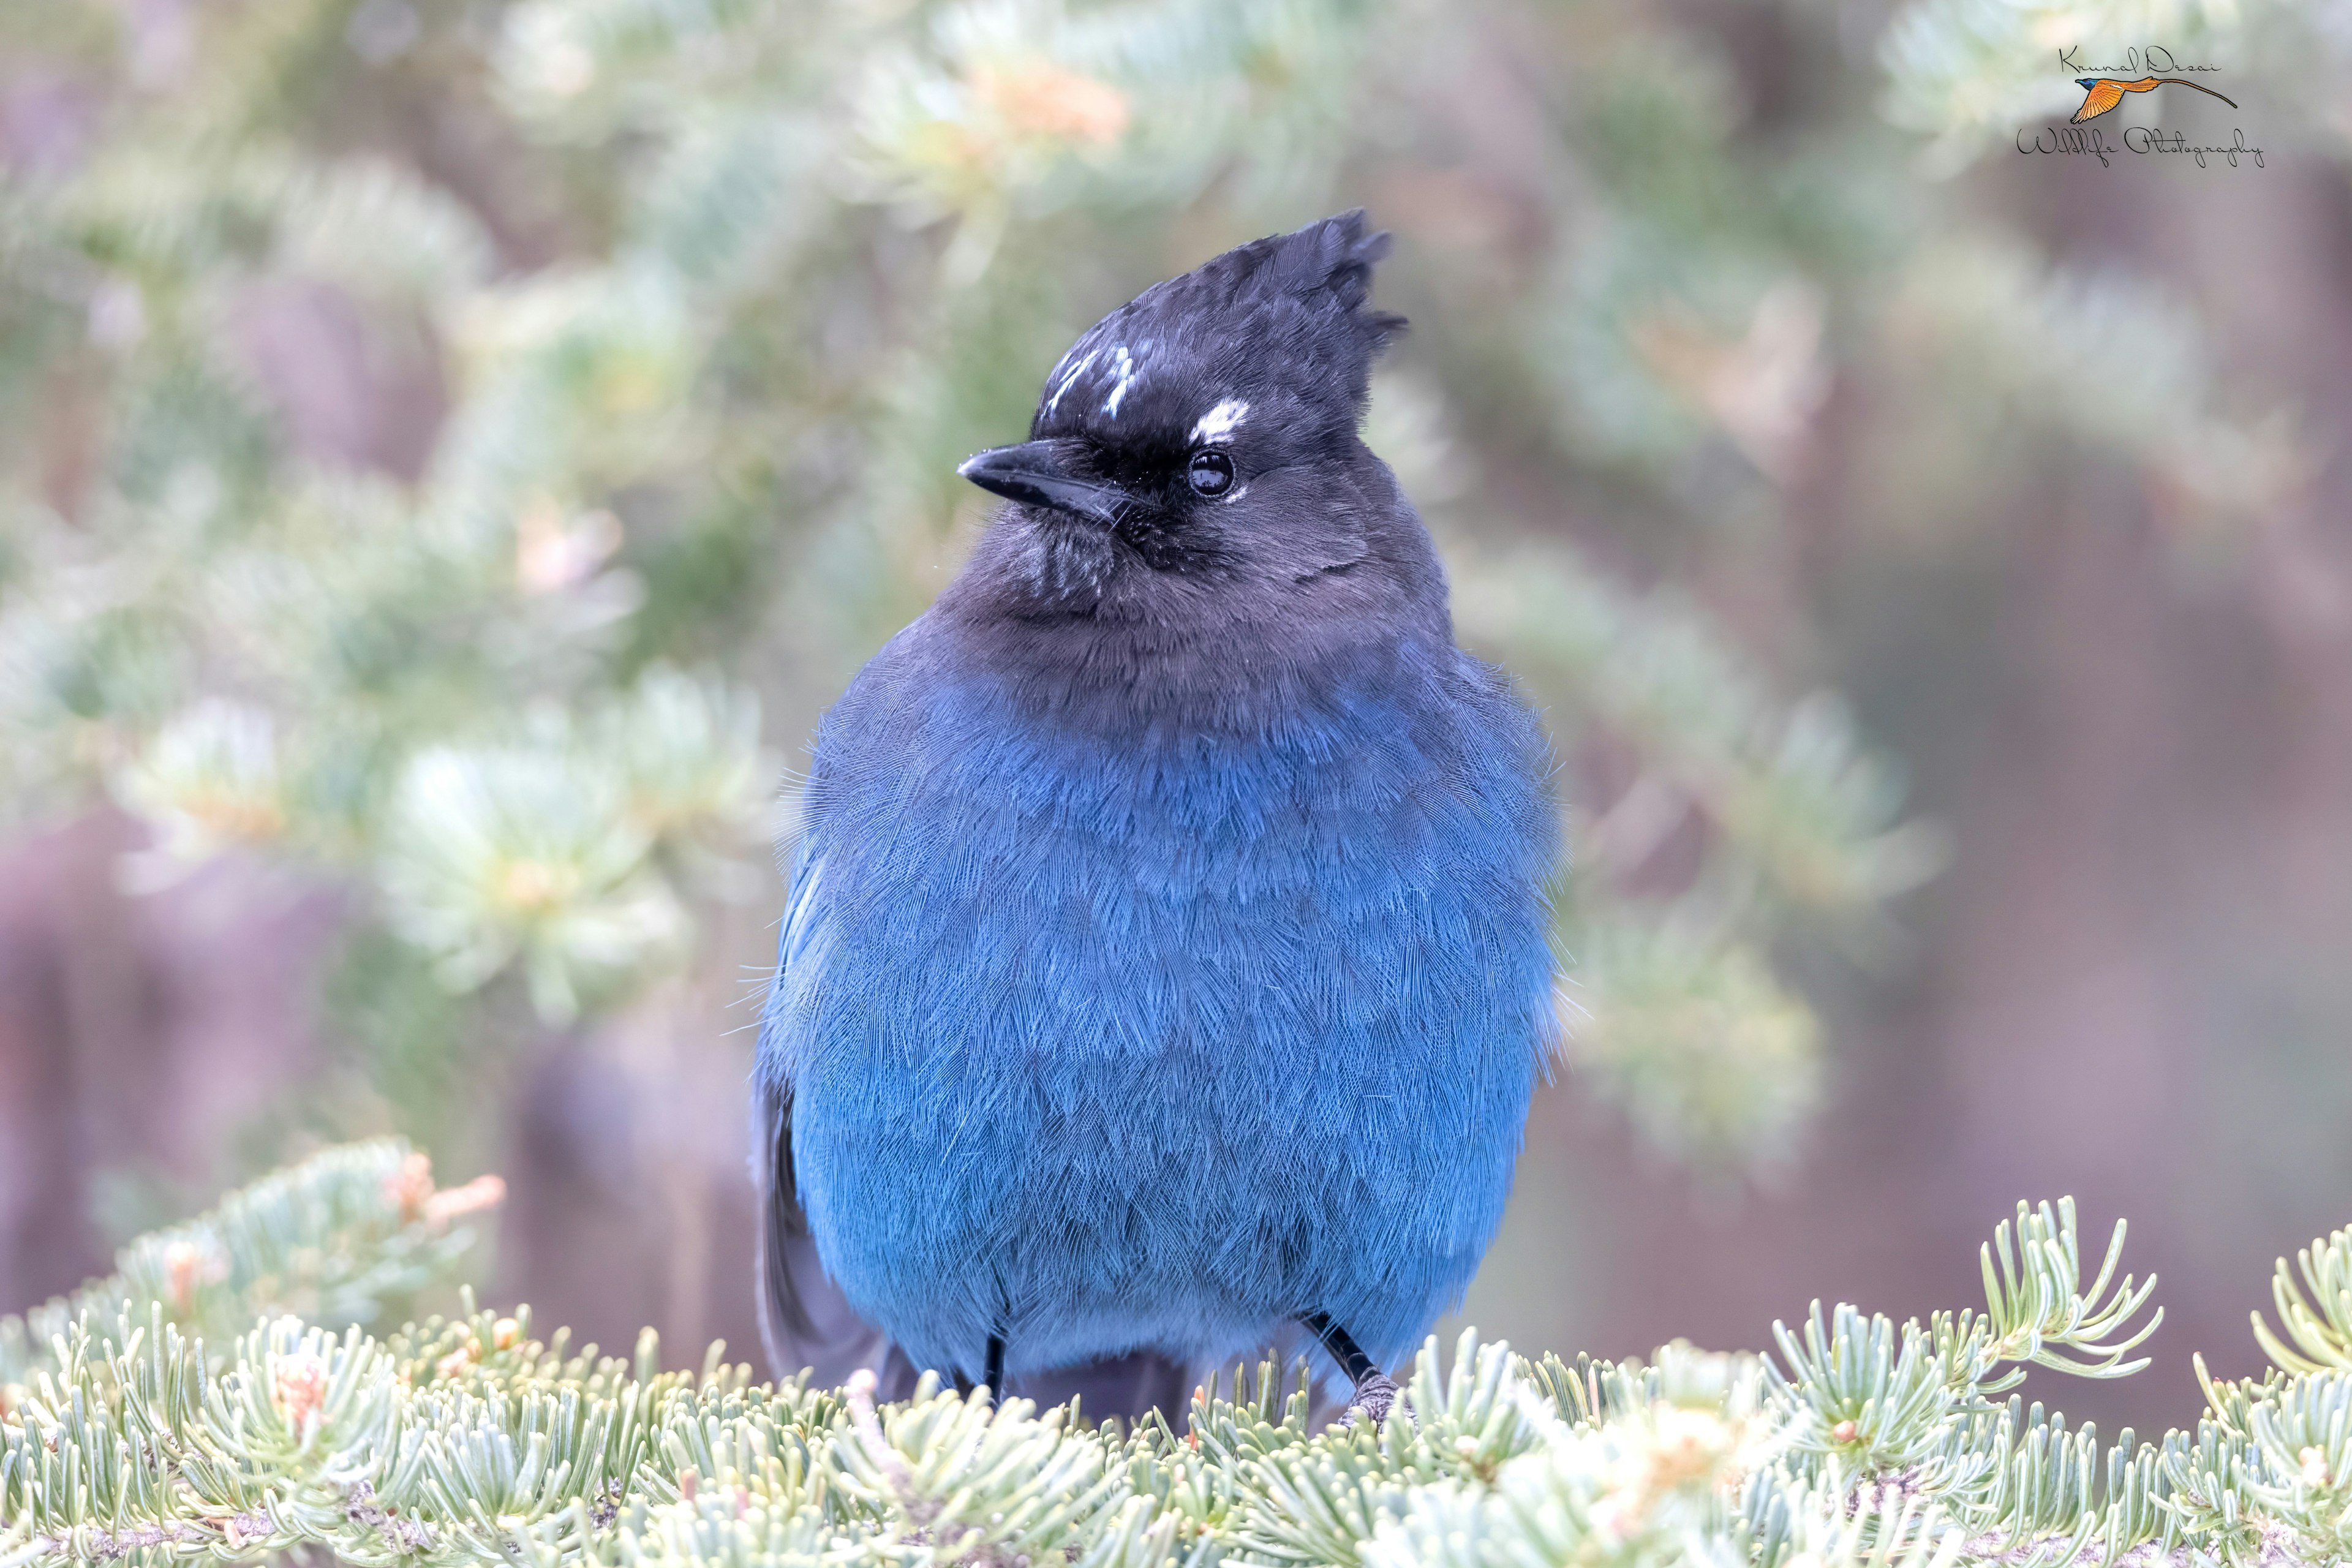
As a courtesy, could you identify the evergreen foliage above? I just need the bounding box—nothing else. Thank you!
[17,1143,2352,1567]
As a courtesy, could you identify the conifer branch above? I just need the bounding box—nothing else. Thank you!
[15,1145,2352,1566]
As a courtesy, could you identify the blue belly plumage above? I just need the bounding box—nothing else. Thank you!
[758,625,1556,1383]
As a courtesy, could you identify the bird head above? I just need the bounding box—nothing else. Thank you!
[2075,77,2098,89]
[956,212,1419,618]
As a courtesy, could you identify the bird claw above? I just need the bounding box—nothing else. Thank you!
[1340,1372,1409,1430]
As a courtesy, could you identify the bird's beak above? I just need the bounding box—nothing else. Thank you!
[957,441,1129,527]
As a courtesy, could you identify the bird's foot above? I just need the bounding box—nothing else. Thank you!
[1340,1371,1409,1430]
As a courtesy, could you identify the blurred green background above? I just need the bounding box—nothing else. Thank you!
[3,0,2348,1432]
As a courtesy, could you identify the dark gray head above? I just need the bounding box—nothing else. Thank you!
[950,213,1442,636]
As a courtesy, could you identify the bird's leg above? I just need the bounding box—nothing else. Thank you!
[949,1337,1006,1401]
[1301,1312,1404,1428]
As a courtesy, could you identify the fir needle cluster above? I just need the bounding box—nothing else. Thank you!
[10,1144,2352,1567]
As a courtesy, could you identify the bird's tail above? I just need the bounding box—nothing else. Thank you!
[2156,77,2238,108]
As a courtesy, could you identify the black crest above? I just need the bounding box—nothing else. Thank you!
[1031,211,1407,443]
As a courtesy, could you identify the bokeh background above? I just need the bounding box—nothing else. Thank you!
[4,0,2349,1436]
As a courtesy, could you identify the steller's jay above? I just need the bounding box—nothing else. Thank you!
[754,212,1559,1425]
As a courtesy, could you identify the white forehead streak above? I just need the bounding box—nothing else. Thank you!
[1190,399,1250,444]
[1101,345,1139,417]
[1044,347,1099,417]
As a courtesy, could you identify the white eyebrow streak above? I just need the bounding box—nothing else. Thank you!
[1100,345,1139,417]
[1044,347,1099,417]
[1189,398,1250,444]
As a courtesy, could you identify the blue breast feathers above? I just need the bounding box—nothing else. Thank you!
[756,622,1558,1383]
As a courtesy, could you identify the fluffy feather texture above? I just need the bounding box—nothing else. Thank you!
[755,213,1558,1410]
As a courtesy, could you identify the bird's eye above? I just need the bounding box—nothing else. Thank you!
[1187,450,1235,497]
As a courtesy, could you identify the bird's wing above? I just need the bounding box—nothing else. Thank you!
[2072,80,2127,121]
[753,839,919,1397]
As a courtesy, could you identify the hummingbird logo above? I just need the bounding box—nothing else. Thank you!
[2069,76,2237,124]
